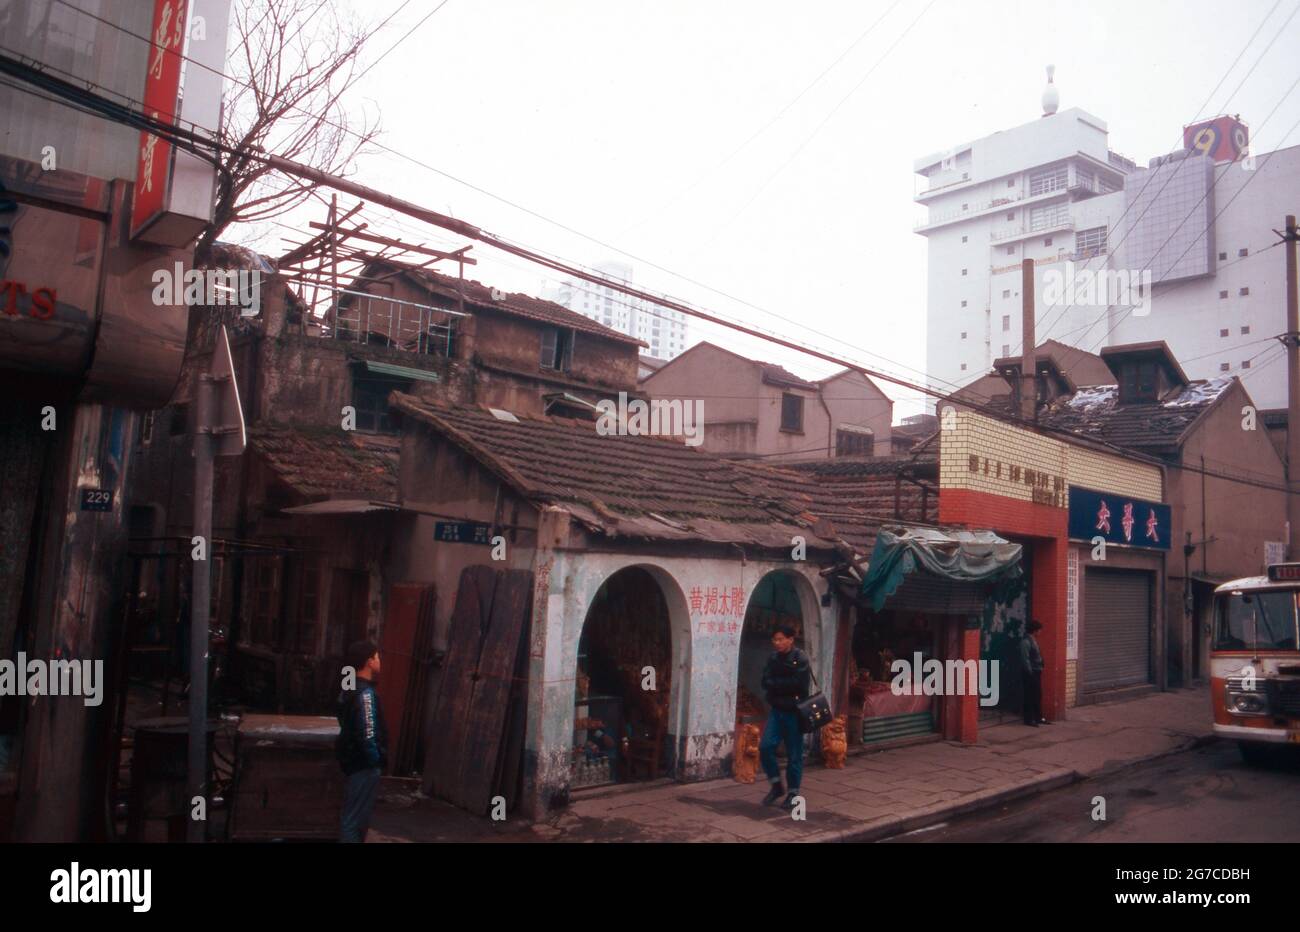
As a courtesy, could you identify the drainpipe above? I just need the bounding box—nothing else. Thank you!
[817,387,833,458]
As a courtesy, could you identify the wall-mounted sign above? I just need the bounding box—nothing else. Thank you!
[968,454,1066,507]
[435,521,493,545]
[80,489,114,512]
[130,0,190,241]
[1183,115,1249,164]
[1068,486,1170,551]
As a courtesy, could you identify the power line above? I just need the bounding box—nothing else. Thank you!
[619,0,907,236]
[1028,0,1294,351]
[51,0,961,400]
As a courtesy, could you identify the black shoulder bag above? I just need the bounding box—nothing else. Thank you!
[795,662,832,734]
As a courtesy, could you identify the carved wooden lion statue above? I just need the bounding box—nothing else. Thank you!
[821,715,848,769]
[733,723,761,783]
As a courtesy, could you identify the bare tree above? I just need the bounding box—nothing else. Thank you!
[196,0,381,259]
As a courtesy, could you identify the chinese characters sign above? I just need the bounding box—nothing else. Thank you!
[435,521,493,545]
[689,586,745,635]
[1067,486,1170,551]
[130,0,189,239]
[967,454,1066,508]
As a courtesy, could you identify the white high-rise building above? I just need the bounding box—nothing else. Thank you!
[549,261,689,361]
[916,68,1300,410]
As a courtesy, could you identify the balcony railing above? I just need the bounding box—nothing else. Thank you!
[326,288,467,357]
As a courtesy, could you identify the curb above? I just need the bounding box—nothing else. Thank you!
[799,768,1077,844]
[799,731,1218,845]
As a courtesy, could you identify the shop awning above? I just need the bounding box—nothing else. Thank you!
[860,527,1023,612]
[357,359,441,383]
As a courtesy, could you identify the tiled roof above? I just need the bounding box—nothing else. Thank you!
[1036,378,1233,451]
[390,394,845,551]
[358,259,645,347]
[249,426,399,500]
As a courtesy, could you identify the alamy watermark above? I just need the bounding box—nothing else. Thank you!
[1042,261,1152,317]
[595,391,703,447]
[0,653,104,707]
[890,652,1000,707]
[151,262,262,317]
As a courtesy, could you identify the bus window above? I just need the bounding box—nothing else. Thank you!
[1215,591,1299,651]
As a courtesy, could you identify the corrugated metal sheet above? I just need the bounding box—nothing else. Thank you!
[1082,568,1152,691]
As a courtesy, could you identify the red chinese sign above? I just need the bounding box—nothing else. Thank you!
[130,0,189,239]
[689,586,745,635]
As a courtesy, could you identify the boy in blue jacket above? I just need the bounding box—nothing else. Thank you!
[337,640,388,842]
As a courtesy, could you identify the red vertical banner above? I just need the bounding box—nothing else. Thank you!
[130,0,189,239]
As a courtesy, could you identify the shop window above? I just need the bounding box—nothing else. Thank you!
[780,393,804,433]
[835,427,874,457]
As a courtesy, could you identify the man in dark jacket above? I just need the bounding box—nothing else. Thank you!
[1020,619,1048,726]
[337,640,388,842]
[759,625,811,808]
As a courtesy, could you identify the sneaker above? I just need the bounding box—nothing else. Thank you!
[1038,718,1052,725]
[761,783,785,806]
[782,792,801,810]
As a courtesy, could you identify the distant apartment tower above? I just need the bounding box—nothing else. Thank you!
[915,68,1300,409]
[550,261,689,360]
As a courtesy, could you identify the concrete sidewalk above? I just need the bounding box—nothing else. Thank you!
[369,687,1212,843]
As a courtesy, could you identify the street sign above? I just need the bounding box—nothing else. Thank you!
[79,489,113,511]
[436,521,493,545]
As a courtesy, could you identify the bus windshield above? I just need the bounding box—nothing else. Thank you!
[1214,590,1299,652]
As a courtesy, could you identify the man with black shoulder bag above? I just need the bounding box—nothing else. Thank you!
[759,625,830,809]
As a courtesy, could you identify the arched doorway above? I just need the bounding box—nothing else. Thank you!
[734,571,812,725]
[572,567,675,788]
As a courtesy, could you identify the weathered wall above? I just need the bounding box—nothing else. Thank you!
[819,370,895,458]
[521,541,835,816]
[1165,380,1287,683]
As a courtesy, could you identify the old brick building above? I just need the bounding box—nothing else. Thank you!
[126,250,646,713]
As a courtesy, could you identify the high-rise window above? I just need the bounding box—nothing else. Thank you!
[1075,226,1108,259]
[1029,164,1068,196]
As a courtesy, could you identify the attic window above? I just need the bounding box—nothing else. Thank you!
[541,326,573,371]
[1118,360,1159,404]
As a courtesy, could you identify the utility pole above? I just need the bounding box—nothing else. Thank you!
[1284,216,1300,560]
[188,326,246,842]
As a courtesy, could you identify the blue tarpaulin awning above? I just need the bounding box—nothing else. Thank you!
[860,527,1023,612]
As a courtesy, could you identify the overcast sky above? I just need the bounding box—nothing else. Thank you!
[230,0,1300,420]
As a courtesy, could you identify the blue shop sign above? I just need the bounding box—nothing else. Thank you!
[1068,486,1170,551]
[435,521,493,545]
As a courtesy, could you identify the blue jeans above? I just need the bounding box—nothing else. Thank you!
[759,708,803,790]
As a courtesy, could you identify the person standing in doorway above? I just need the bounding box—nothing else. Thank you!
[336,640,388,842]
[759,625,811,809]
[1020,620,1049,726]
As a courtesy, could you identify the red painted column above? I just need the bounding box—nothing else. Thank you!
[958,626,980,742]
[1033,537,1069,720]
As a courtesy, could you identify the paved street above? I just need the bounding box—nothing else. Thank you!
[882,739,1300,844]
[370,687,1217,842]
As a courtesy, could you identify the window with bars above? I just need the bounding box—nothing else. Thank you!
[1030,202,1068,231]
[835,428,874,457]
[249,561,280,650]
[1075,226,1108,258]
[1029,164,1068,196]
[354,377,407,434]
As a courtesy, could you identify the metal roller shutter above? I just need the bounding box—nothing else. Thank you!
[1082,568,1152,692]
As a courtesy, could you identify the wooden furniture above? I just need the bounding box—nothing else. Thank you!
[227,714,343,841]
